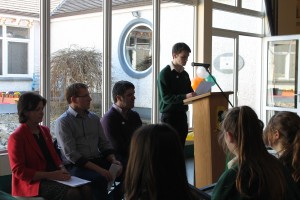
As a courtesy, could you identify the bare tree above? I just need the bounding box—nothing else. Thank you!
[50,46,102,117]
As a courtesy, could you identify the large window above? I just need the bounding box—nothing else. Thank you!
[212,0,264,114]
[213,10,263,34]
[266,40,297,108]
[0,15,39,151]
[50,1,103,135]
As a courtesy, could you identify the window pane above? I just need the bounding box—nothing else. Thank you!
[8,42,28,74]
[238,36,262,110]
[7,27,29,39]
[125,25,152,72]
[242,0,263,11]
[213,0,236,6]
[212,36,235,105]
[266,40,297,108]
[213,9,263,34]
[0,40,2,75]
[50,1,102,134]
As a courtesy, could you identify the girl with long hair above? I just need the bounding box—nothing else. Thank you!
[212,106,300,200]
[263,111,300,189]
[124,123,197,200]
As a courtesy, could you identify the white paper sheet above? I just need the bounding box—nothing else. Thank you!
[195,81,214,95]
[55,176,90,187]
[107,163,121,190]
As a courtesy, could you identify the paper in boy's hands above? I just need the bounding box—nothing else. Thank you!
[107,163,121,190]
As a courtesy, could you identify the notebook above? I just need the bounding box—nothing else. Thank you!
[195,81,214,95]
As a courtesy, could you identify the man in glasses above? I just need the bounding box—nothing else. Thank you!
[55,83,122,200]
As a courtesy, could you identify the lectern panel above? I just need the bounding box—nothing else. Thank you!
[184,92,233,188]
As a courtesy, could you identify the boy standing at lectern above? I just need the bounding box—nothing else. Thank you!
[157,42,196,147]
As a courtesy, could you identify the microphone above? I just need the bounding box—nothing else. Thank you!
[191,62,210,69]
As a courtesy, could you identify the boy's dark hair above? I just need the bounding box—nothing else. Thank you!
[172,42,191,54]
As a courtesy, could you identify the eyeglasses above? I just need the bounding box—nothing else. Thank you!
[76,94,91,98]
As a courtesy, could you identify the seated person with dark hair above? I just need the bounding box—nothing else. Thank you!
[8,92,92,200]
[124,123,202,200]
[101,80,142,167]
[101,80,142,199]
[263,111,300,190]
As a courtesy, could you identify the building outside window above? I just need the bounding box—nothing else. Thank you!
[0,0,40,152]
[0,24,31,76]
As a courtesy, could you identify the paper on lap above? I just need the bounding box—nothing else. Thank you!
[107,163,121,190]
[55,176,90,187]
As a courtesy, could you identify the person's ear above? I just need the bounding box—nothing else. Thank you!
[226,131,235,143]
[273,130,280,140]
[70,96,77,103]
[116,95,123,102]
[172,53,177,59]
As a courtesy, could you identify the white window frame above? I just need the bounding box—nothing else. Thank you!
[0,24,33,78]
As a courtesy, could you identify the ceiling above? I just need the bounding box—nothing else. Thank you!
[0,0,196,18]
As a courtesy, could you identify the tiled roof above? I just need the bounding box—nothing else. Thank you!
[0,0,62,18]
[51,0,157,18]
[51,0,195,18]
[0,0,195,18]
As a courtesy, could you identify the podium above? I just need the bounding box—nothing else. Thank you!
[184,91,233,188]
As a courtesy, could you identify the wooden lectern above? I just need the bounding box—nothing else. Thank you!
[184,91,233,188]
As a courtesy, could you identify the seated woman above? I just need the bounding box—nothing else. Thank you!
[124,123,201,200]
[7,92,92,200]
[263,111,300,189]
[212,106,300,200]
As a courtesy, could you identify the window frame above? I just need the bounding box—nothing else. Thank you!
[118,18,153,79]
[0,24,33,78]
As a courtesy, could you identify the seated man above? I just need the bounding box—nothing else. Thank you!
[55,83,122,200]
[101,80,142,167]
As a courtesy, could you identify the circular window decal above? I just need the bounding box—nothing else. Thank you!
[119,19,152,78]
[213,53,245,74]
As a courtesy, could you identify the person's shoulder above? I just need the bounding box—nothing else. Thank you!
[102,107,116,117]
[158,65,171,81]
[11,124,27,135]
[219,167,237,182]
[213,167,238,192]
[101,108,116,123]
[161,65,171,72]
[56,111,69,121]
[9,125,23,138]
[129,109,142,120]
[130,109,140,116]
[212,168,238,200]
[182,69,190,75]
[8,124,27,142]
